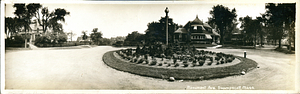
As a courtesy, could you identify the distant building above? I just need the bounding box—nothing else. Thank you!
[14,20,44,44]
[174,15,219,46]
[230,30,244,45]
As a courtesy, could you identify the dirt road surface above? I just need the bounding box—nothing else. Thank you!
[5,46,295,90]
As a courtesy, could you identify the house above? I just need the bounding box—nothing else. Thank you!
[174,15,219,46]
[14,20,44,44]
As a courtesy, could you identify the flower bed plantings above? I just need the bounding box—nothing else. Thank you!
[103,45,257,80]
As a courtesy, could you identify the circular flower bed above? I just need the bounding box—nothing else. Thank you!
[103,45,257,80]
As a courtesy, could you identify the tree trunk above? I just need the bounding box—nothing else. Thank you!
[260,34,263,47]
[220,29,224,45]
[25,38,27,48]
[254,33,256,48]
[288,30,291,52]
[278,39,281,48]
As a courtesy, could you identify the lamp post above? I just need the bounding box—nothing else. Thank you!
[165,7,169,45]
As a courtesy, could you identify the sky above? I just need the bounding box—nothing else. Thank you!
[5,1,269,40]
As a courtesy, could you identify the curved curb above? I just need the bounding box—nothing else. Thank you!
[103,50,258,80]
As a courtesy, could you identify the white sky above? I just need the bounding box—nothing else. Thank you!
[5,1,269,39]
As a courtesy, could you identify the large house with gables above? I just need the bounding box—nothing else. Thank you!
[174,15,219,46]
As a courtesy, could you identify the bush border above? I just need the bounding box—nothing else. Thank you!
[103,50,258,80]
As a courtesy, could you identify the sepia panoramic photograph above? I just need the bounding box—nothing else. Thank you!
[1,0,299,93]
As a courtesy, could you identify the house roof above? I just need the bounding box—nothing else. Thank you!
[184,15,212,29]
[190,15,203,25]
[203,23,212,28]
[174,28,188,33]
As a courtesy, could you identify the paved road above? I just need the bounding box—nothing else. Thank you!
[5,46,295,90]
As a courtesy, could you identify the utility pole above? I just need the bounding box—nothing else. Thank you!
[165,7,169,46]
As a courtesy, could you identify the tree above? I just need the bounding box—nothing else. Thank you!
[90,28,103,45]
[13,3,38,48]
[30,4,69,33]
[99,38,111,45]
[145,21,162,44]
[239,16,255,46]
[263,3,295,48]
[255,16,265,47]
[124,31,144,46]
[144,17,179,45]
[5,17,19,37]
[50,21,64,33]
[82,31,88,40]
[209,5,237,45]
[13,3,41,33]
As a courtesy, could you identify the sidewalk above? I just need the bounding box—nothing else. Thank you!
[6,43,97,50]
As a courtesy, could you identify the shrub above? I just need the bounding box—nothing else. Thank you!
[133,58,138,62]
[189,57,195,62]
[11,35,26,44]
[173,58,177,64]
[199,60,205,66]
[167,63,171,67]
[144,54,149,60]
[192,60,197,63]
[137,58,144,64]
[216,61,220,65]
[158,63,163,66]
[209,57,213,62]
[127,56,133,60]
[174,63,180,67]
[215,57,220,61]
[183,63,189,67]
[135,54,140,58]
[192,63,197,67]
[145,60,149,64]
[35,35,51,44]
[122,55,127,59]
[227,58,233,63]
[207,61,213,66]
[183,60,188,64]
[220,60,225,64]
[150,60,157,65]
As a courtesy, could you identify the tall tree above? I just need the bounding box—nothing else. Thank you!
[239,15,255,45]
[90,28,103,45]
[31,5,69,33]
[82,31,88,40]
[263,3,295,48]
[209,5,237,45]
[145,21,163,44]
[255,16,265,47]
[13,3,38,48]
[124,31,144,46]
[5,17,20,37]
